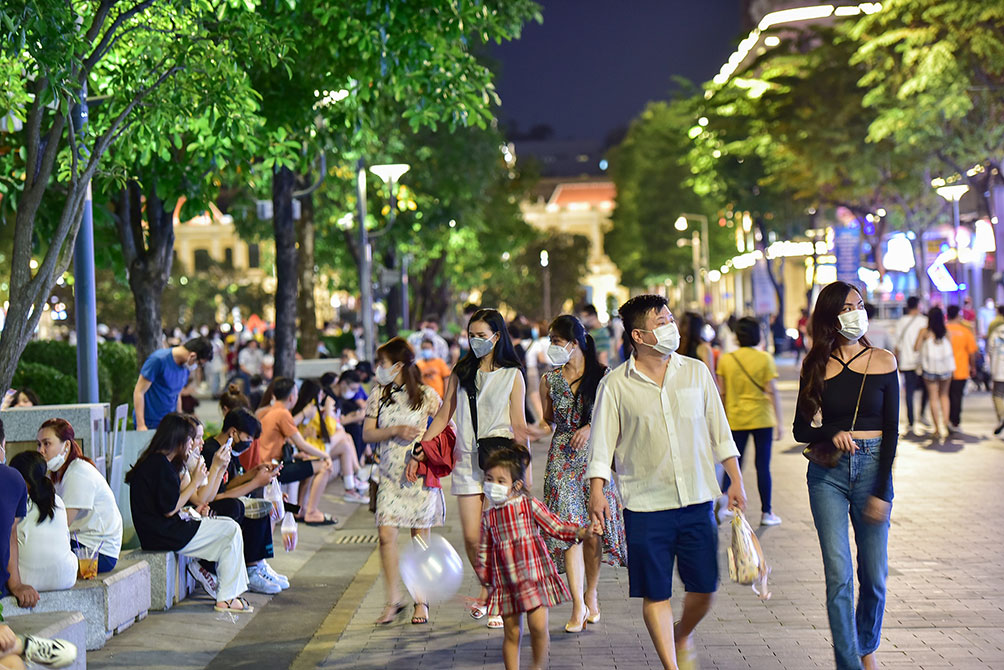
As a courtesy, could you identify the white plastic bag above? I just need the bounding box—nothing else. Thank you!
[281,511,298,552]
[727,511,771,600]
[264,478,284,523]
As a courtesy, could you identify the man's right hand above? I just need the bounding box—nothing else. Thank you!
[251,464,276,488]
[588,481,611,536]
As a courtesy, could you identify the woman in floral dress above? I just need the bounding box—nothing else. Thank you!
[363,337,443,626]
[539,315,627,633]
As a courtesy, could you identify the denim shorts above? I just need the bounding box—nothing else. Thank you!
[623,502,718,600]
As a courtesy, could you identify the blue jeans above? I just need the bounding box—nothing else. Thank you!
[807,437,892,670]
[721,427,774,514]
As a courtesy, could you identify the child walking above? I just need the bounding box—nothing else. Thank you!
[476,440,591,670]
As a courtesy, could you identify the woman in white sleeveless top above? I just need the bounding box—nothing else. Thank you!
[419,308,529,628]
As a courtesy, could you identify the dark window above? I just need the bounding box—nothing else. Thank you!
[224,247,233,269]
[248,243,260,269]
[194,249,212,273]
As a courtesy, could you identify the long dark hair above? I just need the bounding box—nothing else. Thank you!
[38,418,94,485]
[376,337,424,410]
[291,379,329,441]
[126,413,197,483]
[798,281,871,420]
[548,314,605,426]
[453,308,523,397]
[10,451,57,521]
[928,307,947,340]
[678,312,705,360]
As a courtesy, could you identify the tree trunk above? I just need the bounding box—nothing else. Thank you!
[272,166,298,379]
[756,217,785,323]
[296,193,319,359]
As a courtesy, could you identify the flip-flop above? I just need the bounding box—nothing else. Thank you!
[411,603,429,625]
[303,515,337,526]
[214,597,254,613]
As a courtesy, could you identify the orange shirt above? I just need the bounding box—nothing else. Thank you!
[258,405,298,463]
[417,358,451,398]
[946,322,977,380]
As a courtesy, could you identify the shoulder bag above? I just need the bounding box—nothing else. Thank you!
[802,349,871,468]
[732,351,768,394]
[467,382,511,472]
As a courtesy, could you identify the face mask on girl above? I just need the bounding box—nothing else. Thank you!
[483,481,512,506]
[837,309,868,342]
[547,342,573,366]
[46,443,69,472]
[638,322,680,355]
[470,333,497,358]
[375,363,400,386]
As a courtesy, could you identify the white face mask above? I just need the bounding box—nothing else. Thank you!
[547,342,573,366]
[46,444,68,472]
[470,334,497,358]
[342,388,357,400]
[483,481,511,507]
[638,322,680,355]
[375,363,399,386]
[837,309,868,342]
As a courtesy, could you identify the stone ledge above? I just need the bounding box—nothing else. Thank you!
[4,611,86,670]
[125,550,195,611]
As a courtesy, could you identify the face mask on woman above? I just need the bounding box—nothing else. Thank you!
[547,342,573,366]
[837,309,869,342]
[46,444,69,472]
[469,333,497,358]
[375,363,400,386]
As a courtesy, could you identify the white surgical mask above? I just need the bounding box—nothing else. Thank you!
[837,309,868,342]
[547,342,573,366]
[46,445,68,472]
[186,362,199,372]
[342,389,357,400]
[483,481,511,506]
[470,334,497,358]
[638,322,680,355]
[375,364,399,386]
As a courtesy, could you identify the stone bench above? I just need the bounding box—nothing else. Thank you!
[0,560,151,650]
[3,611,86,670]
[125,550,195,611]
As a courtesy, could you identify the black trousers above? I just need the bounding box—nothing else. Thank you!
[903,370,927,425]
[200,498,273,575]
[948,379,967,427]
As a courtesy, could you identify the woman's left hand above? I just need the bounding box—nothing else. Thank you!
[570,425,591,450]
[863,496,891,524]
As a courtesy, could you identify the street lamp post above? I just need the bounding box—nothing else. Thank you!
[370,163,411,332]
[936,183,970,305]
[540,250,551,321]
[72,85,99,403]
[355,159,374,362]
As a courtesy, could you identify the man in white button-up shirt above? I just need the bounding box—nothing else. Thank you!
[587,295,746,670]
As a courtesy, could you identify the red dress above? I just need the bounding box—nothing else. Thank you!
[476,495,578,616]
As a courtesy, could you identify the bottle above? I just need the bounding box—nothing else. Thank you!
[281,511,298,552]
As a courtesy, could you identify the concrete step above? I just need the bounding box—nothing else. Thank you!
[0,560,151,651]
[124,550,196,611]
[4,611,86,670]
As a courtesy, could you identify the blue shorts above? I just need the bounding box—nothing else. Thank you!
[623,502,718,600]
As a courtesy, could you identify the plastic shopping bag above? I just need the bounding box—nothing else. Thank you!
[281,511,298,552]
[264,478,285,523]
[726,511,771,600]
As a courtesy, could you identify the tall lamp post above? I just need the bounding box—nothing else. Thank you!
[370,163,411,332]
[540,250,551,321]
[936,183,970,305]
[675,214,710,309]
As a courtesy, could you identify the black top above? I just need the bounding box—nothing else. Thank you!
[202,436,245,496]
[793,347,898,501]
[128,453,199,550]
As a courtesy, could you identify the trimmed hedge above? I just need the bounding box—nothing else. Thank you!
[16,340,137,409]
[12,362,77,405]
[98,341,138,409]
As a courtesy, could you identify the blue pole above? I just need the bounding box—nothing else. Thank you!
[72,85,99,403]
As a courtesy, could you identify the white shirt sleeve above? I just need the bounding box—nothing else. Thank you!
[701,364,740,463]
[585,378,617,483]
[60,461,97,511]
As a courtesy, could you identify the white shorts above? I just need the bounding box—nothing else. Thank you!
[450,444,484,496]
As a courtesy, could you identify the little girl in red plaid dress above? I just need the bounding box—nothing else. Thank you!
[476,440,590,670]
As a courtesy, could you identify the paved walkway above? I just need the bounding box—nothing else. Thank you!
[91,363,1004,669]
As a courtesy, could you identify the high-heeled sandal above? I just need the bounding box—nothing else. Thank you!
[411,602,429,625]
[375,601,407,625]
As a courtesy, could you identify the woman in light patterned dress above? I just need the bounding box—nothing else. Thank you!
[540,315,627,633]
[363,337,443,626]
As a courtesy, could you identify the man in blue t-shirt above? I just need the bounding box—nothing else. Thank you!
[133,337,213,430]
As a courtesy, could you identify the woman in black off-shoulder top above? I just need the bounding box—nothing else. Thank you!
[793,281,898,670]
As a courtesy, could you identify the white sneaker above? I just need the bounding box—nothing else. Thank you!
[343,490,370,504]
[188,563,219,599]
[261,560,290,589]
[761,512,782,526]
[21,635,78,668]
[248,564,282,594]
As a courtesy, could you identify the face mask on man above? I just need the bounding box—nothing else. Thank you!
[837,309,869,342]
[547,342,573,366]
[483,481,512,507]
[470,333,497,358]
[637,322,680,355]
[231,438,253,455]
[420,349,435,360]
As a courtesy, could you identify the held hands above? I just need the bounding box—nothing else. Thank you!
[832,431,857,453]
[864,496,891,524]
[588,486,611,536]
[395,424,423,442]
[575,526,592,542]
[569,425,592,450]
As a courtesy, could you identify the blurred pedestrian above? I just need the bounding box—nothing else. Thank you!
[945,305,977,432]
[916,307,955,441]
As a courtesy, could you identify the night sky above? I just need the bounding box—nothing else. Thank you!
[492,1,743,142]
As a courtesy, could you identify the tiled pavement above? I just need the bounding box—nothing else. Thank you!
[91,363,1004,669]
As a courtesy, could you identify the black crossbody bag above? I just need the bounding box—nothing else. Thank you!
[467,385,510,471]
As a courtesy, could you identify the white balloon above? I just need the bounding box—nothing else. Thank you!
[399,533,464,604]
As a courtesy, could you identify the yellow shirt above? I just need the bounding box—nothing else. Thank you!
[302,412,338,452]
[717,348,778,430]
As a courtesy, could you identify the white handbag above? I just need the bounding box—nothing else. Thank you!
[727,511,771,600]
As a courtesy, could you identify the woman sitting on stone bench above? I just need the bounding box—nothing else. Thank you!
[9,451,77,592]
[127,413,253,613]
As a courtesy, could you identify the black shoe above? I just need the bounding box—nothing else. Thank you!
[996,420,1004,435]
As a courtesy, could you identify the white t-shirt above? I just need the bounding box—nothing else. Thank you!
[56,459,123,558]
[18,496,78,591]
[893,313,926,371]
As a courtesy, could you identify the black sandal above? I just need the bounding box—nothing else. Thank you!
[411,602,429,625]
[375,602,406,625]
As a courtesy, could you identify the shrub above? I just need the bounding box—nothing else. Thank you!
[12,362,77,405]
[98,341,138,410]
[21,340,77,376]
